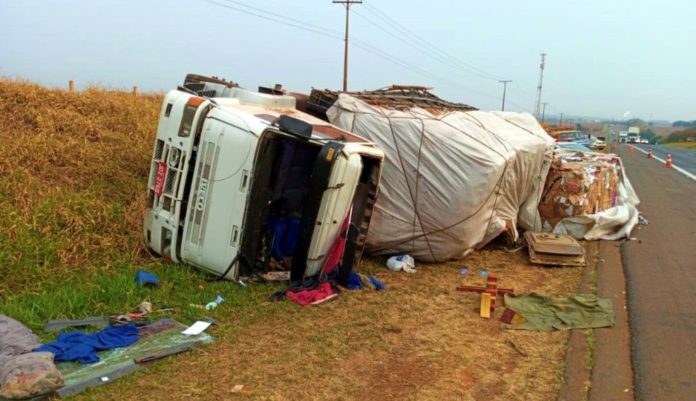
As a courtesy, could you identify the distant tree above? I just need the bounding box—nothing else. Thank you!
[667,128,696,142]
[653,135,664,144]
[626,118,645,126]
[642,129,657,141]
[672,120,696,128]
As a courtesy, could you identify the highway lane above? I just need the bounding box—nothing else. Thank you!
[631,143,696,176]
[616,145,696,401]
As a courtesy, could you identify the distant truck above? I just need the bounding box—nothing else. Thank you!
[143,74,384,284]
[619,130,628,143]
[627,126,640,143]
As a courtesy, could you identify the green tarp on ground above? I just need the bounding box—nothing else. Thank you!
[504,293,614,331]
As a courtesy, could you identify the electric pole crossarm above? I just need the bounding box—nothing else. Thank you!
[333,0,362,92]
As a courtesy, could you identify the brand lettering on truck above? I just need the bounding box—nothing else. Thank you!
[195,178,209,211]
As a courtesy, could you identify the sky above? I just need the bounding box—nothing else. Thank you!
[1,0,695,121]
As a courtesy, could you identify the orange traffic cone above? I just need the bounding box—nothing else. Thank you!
[628,145,634,154]
[647,150,653,159]
[665,154,673,168]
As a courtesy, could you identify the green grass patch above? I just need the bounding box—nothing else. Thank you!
[0,261,288,342]
[664,142,696,150]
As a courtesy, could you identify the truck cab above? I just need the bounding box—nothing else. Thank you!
[144,75,384,284]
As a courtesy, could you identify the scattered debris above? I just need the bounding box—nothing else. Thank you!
[506,340,528,357]
[638,214,649,225]
[480,293,493,318]
[0,352,65,399]
[386,254,416,273]
[134,270,159,287]
[346,272,385,291]
[205,295,225,311]
[258,271,291,282]
[55,319,213,397]
[181,321,212,336]
[524,232,586,267]
[44,317,109,333]
[287,282,337,306]
[230,384,254,396]
[456,273,514,318]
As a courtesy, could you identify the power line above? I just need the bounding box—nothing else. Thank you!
[200,0,341,39]
[198,0,501,103]
[352,9,495,82]
[361,3,503,81]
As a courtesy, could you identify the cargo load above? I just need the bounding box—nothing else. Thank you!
[308,87,555,263]
[538,149,639,239]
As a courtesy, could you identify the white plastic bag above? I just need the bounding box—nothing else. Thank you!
[386,255,416,273]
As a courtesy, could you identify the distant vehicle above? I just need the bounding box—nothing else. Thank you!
[627,133,640,143]
[627,126,640,143]
[555,130,586,142]
[143,74,384,283]
[640,138,649,144]
[592,136,607,151]
[619,130,628,143]
[556,142,593,152]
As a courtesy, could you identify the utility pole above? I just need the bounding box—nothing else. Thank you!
[534,53,546,118]
[541,102,548,123]
[333,0,362,92]
[498,80,511,111]
[559,112,565,126]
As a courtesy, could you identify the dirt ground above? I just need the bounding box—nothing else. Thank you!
[75,247,582,401]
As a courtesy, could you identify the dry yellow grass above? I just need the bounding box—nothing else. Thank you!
[0,78,161,295]
[72,248,582,401]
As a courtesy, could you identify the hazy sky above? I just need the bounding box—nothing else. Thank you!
[1,0,694,121]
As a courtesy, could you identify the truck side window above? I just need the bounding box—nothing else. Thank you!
[164,103,173,117]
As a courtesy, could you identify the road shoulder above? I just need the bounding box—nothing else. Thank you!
[589,240,634,401]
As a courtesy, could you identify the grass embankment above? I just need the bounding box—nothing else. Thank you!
[0,79,581,401]
[663,142,696,150]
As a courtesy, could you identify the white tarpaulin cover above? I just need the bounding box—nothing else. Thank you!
[327,94,555,262]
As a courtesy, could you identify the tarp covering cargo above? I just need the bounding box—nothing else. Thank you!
[325,93,555,262]
[539,149,639,240]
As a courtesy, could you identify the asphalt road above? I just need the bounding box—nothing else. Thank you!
[631,143,696,176]
[616,144,696,401]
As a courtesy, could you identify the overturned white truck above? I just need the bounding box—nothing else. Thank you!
[144,75,384,284]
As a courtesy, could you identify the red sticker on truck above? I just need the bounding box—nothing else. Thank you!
[154,161,167,196]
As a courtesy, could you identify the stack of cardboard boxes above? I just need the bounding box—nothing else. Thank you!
[538,153,621,227]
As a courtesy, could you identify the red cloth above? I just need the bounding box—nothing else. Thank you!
[321,210,351,275]
[287,282,335,306]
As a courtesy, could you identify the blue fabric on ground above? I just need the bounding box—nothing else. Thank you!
[368,276,385,291]
[346,271,364,290]
[135,270,159,287]
[34,325,139,364]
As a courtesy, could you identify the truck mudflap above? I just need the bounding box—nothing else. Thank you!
[291,141,344,282]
